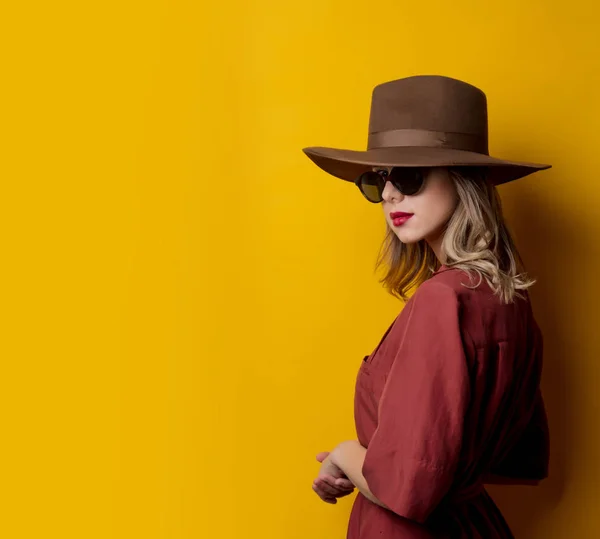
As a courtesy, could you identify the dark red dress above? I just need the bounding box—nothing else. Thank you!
[347,265,550,538]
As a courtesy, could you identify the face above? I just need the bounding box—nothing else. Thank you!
[377,166,459,249]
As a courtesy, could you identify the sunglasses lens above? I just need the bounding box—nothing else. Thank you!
[389,167,425,195]
[357,171,384,202]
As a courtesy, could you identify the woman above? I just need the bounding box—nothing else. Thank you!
[302,75,551,538]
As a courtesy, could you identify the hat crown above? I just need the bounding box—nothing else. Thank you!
[368,75,489,154]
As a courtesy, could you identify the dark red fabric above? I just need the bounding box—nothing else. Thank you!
[347,267,549,538]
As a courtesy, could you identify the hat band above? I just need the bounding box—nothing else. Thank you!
[367,128,488,155]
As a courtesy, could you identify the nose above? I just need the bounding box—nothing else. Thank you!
[381,178,405,203]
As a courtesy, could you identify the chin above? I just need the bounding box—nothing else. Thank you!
[392,230,424,244]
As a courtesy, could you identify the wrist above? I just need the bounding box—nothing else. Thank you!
[330,440,358,468]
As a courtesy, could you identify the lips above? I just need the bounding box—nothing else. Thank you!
[390,211,414,227]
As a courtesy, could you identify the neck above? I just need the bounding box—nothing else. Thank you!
[426,235,445,265]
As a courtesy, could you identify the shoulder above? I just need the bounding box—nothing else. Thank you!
[424,267,497,302]
[407,267,497,316]
[405,274,462,316]
[429,266,483,289]
[412,268,474,300]
[421,267,536,348]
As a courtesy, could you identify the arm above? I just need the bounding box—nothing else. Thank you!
[342,282,469,523]
[329,440,390,510]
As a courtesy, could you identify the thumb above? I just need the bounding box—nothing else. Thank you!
[315,451,330,462]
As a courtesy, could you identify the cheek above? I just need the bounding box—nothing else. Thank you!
[434,197,458,224]
[410,194,457,234]
[421,186,457,221]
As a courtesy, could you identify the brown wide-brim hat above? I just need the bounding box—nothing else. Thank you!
[303,75,551,186]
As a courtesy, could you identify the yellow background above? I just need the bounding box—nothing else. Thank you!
[2,1,598,537]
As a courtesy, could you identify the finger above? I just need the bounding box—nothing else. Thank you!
[314,482,351,502]
[334,477,355,489]
[315,451,330,462]
[314,481,352,503]
[315,478,353,499]
[312,483,337,504]
[320,475,354,492]
[314,478,339,497]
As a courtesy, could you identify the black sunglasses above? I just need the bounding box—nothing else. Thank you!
[354,167,426,203]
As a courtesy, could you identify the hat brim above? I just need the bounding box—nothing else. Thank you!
[302,146,551,186]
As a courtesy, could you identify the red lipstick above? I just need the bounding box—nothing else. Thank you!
[390,211,414,226]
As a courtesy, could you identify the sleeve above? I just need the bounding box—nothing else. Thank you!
[361,281,470,523]
[486,388,550,482]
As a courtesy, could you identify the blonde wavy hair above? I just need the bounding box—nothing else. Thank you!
[374,166,535,304]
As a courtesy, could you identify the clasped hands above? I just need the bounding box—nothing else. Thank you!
[312,449,356,504]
